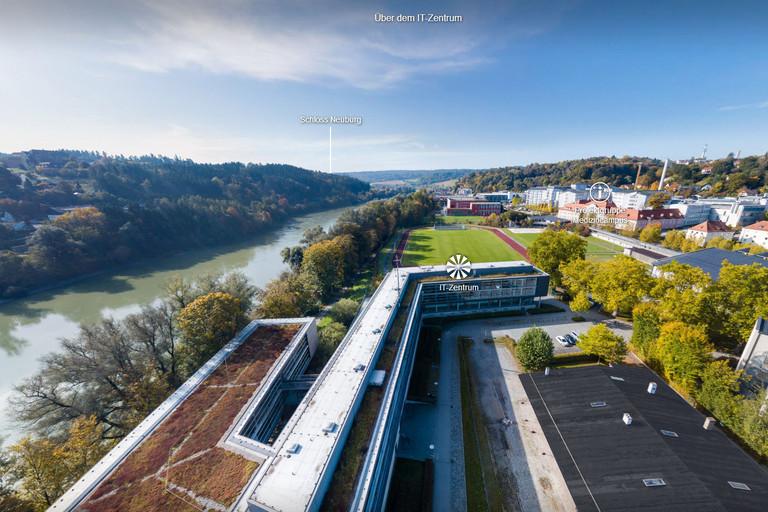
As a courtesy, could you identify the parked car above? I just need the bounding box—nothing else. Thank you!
[556,335,570,346]
[569,331,580,342]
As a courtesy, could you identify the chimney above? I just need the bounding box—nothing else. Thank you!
[658,160,669,190]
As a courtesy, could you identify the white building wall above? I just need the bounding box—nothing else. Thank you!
[668,203,712,227]
[739,228,768,249]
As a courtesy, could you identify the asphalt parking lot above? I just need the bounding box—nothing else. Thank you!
[464,299,633,355]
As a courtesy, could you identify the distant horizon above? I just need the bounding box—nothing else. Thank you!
[4,146,764,175]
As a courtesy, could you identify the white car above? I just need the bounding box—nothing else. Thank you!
[556,335,570,346]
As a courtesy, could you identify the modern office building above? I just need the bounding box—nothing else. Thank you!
[54,261,549,512]
[610,189,656,210]
[524,186,567,208]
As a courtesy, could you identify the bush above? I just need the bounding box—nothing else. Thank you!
[514,327,553,371]
[329,298,360,326]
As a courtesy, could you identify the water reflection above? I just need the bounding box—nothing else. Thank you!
[0,206,350,437]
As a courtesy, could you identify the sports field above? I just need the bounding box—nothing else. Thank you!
[401,228,525,266]
[506,231,622,262]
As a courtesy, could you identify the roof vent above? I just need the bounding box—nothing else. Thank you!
[610,376,625,382]
[623,413,633,425]
[590,401,607,408]
[728,481,751,491]
[660,429,679,438]
[286,443,302,454]
[642,478,666,487]
[703,416,716,430]
[647,382,657,394]
[322,422,338,434]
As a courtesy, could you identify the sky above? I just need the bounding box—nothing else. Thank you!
[1,0,767,172]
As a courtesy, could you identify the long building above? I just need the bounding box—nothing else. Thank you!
[53,260,549,512]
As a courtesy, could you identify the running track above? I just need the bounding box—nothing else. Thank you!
[476,226,530,261]
[392,229,411,267]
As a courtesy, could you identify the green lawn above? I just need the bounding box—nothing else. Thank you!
[506,231,622,262]
[402,228,524,266]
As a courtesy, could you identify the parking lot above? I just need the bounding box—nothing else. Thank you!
[465,300,632,355]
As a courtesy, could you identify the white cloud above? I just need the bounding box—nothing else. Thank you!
[718,100,768,111]
[98,0,492,89]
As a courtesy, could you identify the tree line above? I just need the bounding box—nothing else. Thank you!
[0,151,377,297]
[457,153,768,196]
[0,190,436,510]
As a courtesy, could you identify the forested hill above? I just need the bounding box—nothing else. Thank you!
[457,154,768,196]
[0,150,376,297]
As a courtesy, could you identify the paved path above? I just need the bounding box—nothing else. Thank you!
[444,318,578,512]
[433,325,467,512]
[392,229,411,266]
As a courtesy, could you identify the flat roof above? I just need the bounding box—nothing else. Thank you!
[652,247,768,280]
[248,260,538,511]
[52,319,310,512]
[522,364,768,512]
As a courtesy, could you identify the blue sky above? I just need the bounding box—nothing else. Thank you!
[1,0,767,171]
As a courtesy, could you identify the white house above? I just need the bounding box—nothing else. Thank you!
[738,220,768,249]
[685,220,733,246]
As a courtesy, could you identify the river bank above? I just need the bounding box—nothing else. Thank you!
[0,205,353,439]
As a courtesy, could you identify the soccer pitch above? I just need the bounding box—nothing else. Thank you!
[401,228,525,266]
[506,231,622,262]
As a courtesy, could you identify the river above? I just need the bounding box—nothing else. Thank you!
[0,205,352,439]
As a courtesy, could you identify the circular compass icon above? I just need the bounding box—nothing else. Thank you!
[446,254,472,279]
[589,182,612,202]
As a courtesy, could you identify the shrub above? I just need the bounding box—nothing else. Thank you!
[514,327,553,371]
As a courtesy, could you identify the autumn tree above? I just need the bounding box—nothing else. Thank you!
[590,255,653,316]
[695,361,743,431]
[656,322,713,393]
[705,262,768,344]
[301,236,346,300]
[647,192,671,209]
[177,292,243,375]
[661,230,685,251]
[630,302,662,361]
[7,416,110,510]
[578,324,627,364]
[638,223,662,243]
[528,229,587,287]
[741,390,768,458]
[651,261,712,324]
[254,271,321,318]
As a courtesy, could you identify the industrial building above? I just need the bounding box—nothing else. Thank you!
[651,248,768,281]
[523,364,768,512]
[53,261,549,512]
